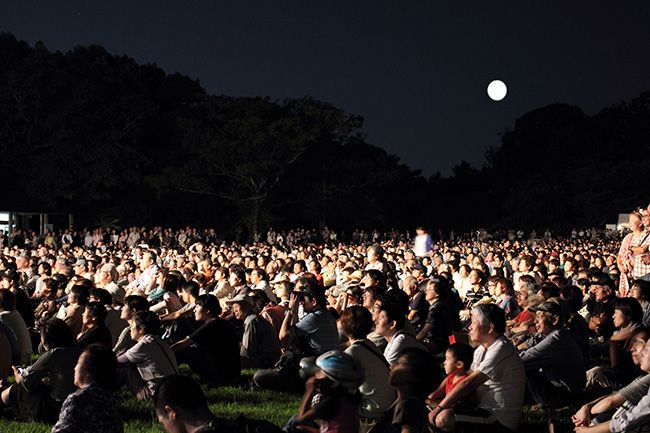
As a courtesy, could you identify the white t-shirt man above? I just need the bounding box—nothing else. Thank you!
[471,336,525,431]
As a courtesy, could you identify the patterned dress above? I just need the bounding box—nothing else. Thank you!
[51,384,123,433]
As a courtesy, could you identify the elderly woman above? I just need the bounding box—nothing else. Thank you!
[116,311,178,399]
[52,344,123,433]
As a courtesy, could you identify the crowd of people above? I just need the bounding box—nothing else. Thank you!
[0,204,649,433]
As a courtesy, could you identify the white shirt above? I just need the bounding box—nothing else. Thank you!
[472,336,525,431]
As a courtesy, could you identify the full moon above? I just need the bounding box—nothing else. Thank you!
[487,80,507,101]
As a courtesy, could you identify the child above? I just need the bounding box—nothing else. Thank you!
[427,343,474,430]
[285,350,364,433]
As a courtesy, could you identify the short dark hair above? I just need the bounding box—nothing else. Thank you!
[153,375,210,416]
[365,269,386,287]
[85,301,108,324]
[447,343,474,371]
[163,273,185,293]
[42,318,75,349]
[614,297,643,324]
[195,294,222,317]
[181,281,200,298]
[230,267,246,284]
[90,288,113,305]
[339,305,373,340]
[125,295,150,313]
[81,343,117,390]
[70,284,90,306]
[132,311,161,335]
[379,301,406,330]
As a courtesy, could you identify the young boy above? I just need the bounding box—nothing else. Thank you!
[427,343,474,430]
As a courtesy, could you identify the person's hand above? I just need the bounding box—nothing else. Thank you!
[288,292,298,310]
[12,366,22,383]
[572,405,591,427]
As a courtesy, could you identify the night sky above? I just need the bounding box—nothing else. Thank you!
[2,1,650,175]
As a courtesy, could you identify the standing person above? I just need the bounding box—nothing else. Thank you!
[429,304,525,433]
[413,227,433,258]
[618,210,650,295]
[51,344,123,433]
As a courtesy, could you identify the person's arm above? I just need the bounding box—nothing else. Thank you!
[170,337,193,354]
[241,317,258,359]
[416,323,431,342]
[574,421,610,433]
[279,294,299,346]
[573,393,623,427]
[427,378,447,403]
[429,370,488,419]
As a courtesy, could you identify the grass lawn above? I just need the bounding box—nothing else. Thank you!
[0,369,301,433]
[0,367,568,433]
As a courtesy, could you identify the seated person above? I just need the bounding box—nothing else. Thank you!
[171,294,241,386]
[340,305,395,419]
[586,297,643,391]
[117,311,178,399]
[77,301,113,348]
[160,281,199,343]
[427,343,474,429]
[575,337,650,433]
[370,348,439,433]
[375,301,427,365]
[254,276,339,394]
[587,275,617,341]
[89,288,128,347]
[416,278,457,355]
[285,351,364,433]
[430,304,525,433]
[227,293,281,369]
[573,327,650,427]
[56,284,89,337]
[1,319,82,422]
[520,299,586,408]
[0,289,32,364]
[113,295,150,354]
[507,277,540,338]
[51,344,123,433]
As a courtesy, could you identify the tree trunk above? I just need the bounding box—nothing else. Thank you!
[249,198,260,243]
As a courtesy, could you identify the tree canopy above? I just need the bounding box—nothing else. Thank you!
[1,33,648,237]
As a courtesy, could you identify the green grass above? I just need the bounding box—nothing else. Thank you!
[0,367,567,433]
[0,369,301,433]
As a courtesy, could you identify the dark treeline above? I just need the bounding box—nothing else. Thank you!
[1,33,648,239]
